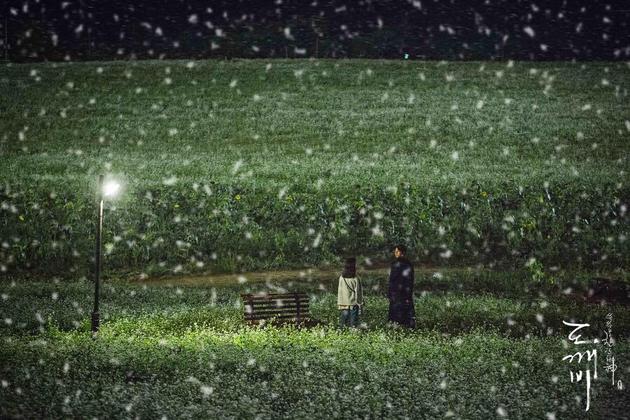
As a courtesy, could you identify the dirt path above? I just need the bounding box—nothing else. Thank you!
[135,266,389,287]
[133,264,470,287]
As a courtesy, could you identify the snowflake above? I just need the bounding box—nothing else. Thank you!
[439,249,452,259]
[523,26,535,37]
[312,233,322,248]
[163,176,177,186]
[232,159,244,174]
[283,27,294,40]
[371,225,383,237]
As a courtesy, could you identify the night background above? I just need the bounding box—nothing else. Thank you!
[3,0,630,61]
[1,1,629,419]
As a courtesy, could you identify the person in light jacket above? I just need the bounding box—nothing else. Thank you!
[337,256,364,328]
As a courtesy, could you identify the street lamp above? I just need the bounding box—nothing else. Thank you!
[91,175,120,335]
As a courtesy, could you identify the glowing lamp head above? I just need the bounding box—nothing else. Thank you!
[103,180,120,197]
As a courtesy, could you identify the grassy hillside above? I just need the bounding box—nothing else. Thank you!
[0,59,629,275]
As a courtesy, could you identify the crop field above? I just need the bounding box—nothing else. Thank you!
[1,269,629,418]
[1,60,628,417]
[1,59,629,275]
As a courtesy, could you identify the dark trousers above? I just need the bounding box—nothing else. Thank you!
[339,305,360,328]
[388,301,416,328]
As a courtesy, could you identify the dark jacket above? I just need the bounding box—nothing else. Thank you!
[387,257,414,303]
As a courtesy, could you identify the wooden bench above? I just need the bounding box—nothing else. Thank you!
[241,292,318,327]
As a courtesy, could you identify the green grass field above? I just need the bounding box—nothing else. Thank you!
[1,269,629,418]
[1,59,628,418]
[1,59,627,185]
[1,59,628,275]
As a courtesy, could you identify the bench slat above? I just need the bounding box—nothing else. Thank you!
[241,292,308,296]
[244,306,309,315]
[242,299,309,304]
[241,292,312,326]
[245,300,310,309]
[243,296,310,301]
[241,293,308,299]
[245,314,308,321]
[244,305,309,313]
[244,301,310,308]
[245,317,311,324]
[244,308,310,317]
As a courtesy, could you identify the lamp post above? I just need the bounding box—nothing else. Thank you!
[91,175,120,335]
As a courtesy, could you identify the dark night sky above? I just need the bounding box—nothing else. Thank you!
[2,0,630,61]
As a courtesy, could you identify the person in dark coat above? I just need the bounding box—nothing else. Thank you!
[387,244,416,328]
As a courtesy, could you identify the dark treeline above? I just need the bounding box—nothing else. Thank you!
[2,0,629,62]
